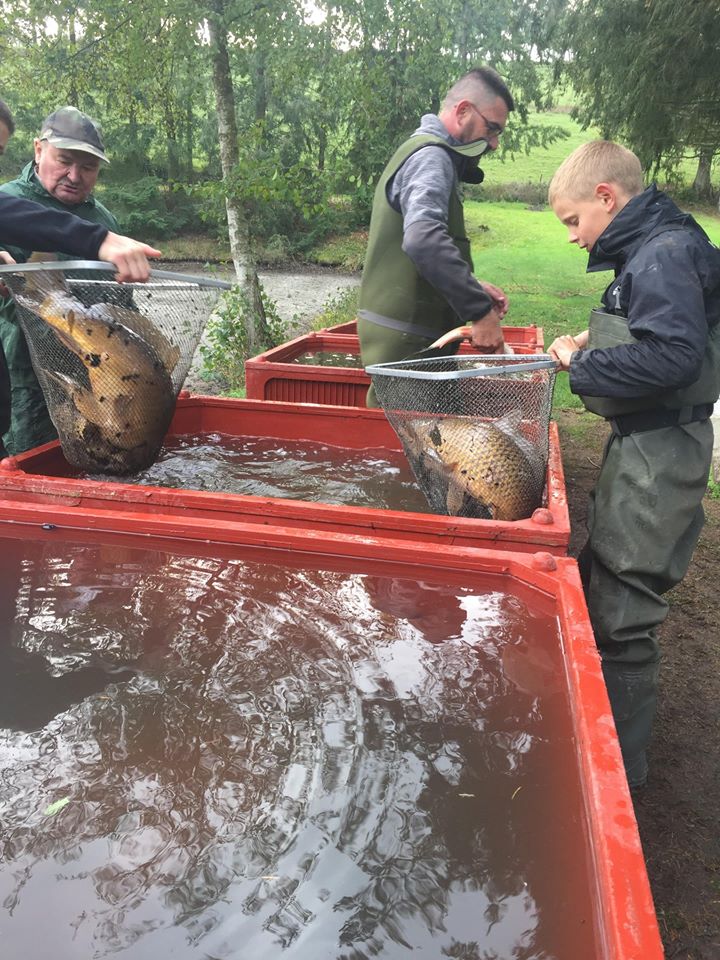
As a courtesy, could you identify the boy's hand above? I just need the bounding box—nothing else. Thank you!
[549,334,582,370]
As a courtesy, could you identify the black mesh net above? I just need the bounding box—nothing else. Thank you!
[366,354,557,521]
[3,264,224,474]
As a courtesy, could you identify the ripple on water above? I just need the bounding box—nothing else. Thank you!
[87,434,431,514]
[0,537,601,959]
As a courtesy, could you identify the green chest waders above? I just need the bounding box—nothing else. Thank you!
[358,135,488,406]
[578,307,719,787]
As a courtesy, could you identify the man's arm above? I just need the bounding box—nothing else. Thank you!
[0,194,160,281]
[391,147,499,321]
[389,146,504,351]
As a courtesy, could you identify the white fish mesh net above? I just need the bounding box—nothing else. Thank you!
[3,264,224,474]
[366,355,557,520]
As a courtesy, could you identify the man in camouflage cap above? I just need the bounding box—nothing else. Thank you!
[0,106,122,454]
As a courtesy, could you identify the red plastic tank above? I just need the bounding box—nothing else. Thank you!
[0,395,570,555]
[245,326,545,404]
[320,319,546,349]
[0,516,663,959]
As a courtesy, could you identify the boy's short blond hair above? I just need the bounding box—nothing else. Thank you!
[548,140,644,205]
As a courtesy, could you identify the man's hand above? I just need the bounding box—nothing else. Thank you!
[477,280,509,318]
[470,306,505,353]
[548,334,582,371]
[0,250,15,297]
[98,233,162,283]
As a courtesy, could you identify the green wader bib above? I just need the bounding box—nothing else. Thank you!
[0,163,121,455]
[0,295,57,455]
[578,308,719,787]
[358,134,486,407]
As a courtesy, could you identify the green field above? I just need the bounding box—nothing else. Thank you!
[488,111,597,186]
[486,110,720,190]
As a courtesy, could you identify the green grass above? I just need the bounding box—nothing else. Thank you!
[486,110,720,190]
[488,112,598,186]
[156,234,231,262]
[312,230,368,270]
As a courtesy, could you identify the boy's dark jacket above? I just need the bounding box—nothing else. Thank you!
[569,184,720,400]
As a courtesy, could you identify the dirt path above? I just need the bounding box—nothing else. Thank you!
[556,409,720,960]
[159,261,360,393]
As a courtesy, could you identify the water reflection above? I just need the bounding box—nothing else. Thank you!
[0,539,598,958]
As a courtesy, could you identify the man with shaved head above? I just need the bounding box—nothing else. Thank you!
[358,67,514,403]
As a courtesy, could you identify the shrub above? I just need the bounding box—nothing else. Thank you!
[465,180,550,207]
[99,177,205,239]
[310,286,359,331]
[200,282,301,392]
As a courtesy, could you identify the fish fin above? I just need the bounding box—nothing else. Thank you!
[24,252,69,296]
[446,480,466,516]
[493,408,523,434]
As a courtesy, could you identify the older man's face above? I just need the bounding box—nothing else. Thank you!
[33,141,101,205]
[0,121,10,157]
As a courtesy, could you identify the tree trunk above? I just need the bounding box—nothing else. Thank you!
[692,148,714,201]
[206,0,267,353]
[68,19,79,107]
[184,100,194,182]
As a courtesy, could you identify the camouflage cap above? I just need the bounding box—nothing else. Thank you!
[39,106,108,163]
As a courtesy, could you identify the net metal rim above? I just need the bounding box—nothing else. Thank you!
[0,259,233,291]
[365,355,557,381]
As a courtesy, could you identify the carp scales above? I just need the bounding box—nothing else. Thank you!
[36,290,176,474]
[396,410,545,521]
[83,301,181,376]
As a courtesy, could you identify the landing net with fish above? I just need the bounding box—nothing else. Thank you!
[365,354,557,521]
[0,260,231,475]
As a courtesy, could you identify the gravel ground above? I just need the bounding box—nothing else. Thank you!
[157,262,360,394]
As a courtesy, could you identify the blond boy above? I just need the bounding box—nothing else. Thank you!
[548,140,720,790]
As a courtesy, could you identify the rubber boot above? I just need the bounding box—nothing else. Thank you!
[601,659,660,789]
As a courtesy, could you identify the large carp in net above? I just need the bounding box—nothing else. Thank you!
[365,354,557,521]
[0,260,230,474]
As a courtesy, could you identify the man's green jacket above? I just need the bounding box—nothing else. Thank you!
[0,162,120,455]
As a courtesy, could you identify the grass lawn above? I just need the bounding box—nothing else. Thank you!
[489,109,720,189]
[488,111,598,186]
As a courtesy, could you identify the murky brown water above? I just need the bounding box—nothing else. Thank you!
[88,434,432,513]
[0,533,602,959]
[292,351,360,367]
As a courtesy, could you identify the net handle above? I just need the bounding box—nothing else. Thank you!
[365,356,557,380]
[0,259,233,290]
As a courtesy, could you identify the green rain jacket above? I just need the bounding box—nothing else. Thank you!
[0,162,120,455]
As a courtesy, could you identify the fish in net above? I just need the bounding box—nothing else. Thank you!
[0,261,228,475]
[365,354,557,521]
